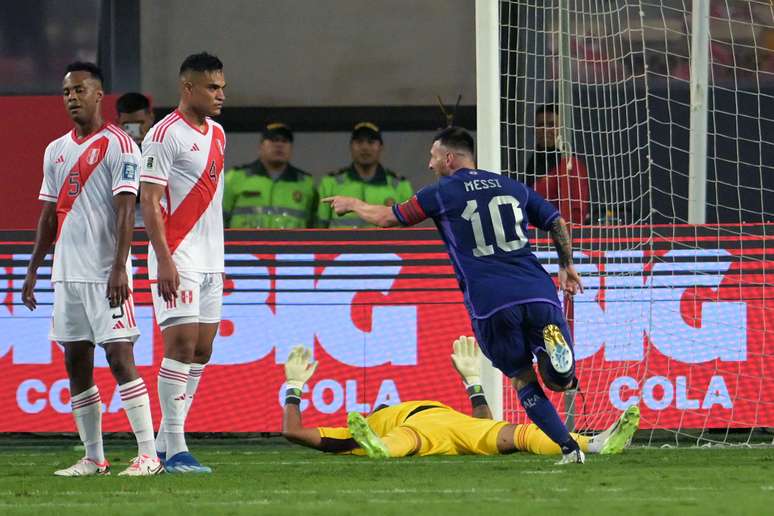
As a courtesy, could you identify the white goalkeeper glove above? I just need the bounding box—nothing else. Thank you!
[284,345,318,390]
[451,336,481,386]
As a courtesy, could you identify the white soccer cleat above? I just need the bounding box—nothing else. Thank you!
[54,457,111,476]
[543,324,573,374]
[555,448,585,465]
[117,454,164,476]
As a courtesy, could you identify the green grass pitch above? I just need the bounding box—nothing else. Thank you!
[1,437,772,515]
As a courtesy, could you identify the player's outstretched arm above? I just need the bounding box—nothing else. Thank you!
[451,336,493,419]
[321,196,399,228]
[140,183,179,302]
[549,217,583,295]
[22,202,57,311]
[281,346,324,449]
[107,193,136,308]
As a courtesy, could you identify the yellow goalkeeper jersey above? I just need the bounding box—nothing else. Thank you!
[318,400,507,456]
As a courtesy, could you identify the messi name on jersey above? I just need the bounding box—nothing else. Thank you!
[463,178,501,192]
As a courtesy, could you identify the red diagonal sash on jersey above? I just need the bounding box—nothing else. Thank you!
[165,125,225,255]
[55,136,110,240]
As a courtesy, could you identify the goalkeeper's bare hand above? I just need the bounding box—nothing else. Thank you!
[284,346,318,390]
[451,336,481,386]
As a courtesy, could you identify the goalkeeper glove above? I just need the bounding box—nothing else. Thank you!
[284,345,318,390]
[451,336,481,387]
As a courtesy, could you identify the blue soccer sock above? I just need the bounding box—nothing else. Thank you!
[517,382,578,454]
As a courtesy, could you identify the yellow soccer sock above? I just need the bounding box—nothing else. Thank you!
[513,424,591,455]
[381,427,420,457]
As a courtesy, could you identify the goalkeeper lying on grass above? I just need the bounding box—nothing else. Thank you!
[282,337,639,462]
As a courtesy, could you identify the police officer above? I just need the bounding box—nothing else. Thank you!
[223,123,317,228]
[318,122,413,228]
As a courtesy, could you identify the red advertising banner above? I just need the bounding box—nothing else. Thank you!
[0,226,771,432]
[0,95,121,229]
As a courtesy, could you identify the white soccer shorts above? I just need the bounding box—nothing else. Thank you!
[151,271,223,329]
[49,282,140,345]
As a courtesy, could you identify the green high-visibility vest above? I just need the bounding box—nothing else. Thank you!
[223,160,318,228]
[317,164,413,228]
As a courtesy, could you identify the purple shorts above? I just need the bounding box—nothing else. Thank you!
[472,301,575,379]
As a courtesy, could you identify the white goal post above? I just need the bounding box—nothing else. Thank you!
[475,0,504,421]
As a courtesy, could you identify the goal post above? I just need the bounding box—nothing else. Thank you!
[475,0,504,421]
[687,0,710,225]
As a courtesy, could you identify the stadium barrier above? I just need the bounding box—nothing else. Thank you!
[0,225,770,432]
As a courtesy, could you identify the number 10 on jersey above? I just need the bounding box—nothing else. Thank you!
[461,195,528,256]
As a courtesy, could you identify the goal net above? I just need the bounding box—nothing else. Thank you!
[495,0,774,445]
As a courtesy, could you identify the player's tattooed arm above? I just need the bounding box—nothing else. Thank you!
[22,202,58,310]
[549,217,573,268]
[549,217,584,295]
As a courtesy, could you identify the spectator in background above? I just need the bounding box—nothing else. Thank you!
[223,123,317,228]
[525,105,589,225]
[116,93,154,148]
[318,122,412,228]
[116,93,154,227]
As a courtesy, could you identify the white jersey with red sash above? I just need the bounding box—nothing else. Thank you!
[140,110,226,279]
[39,123,140,282]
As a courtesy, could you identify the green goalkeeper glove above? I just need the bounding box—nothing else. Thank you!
[284,345,318,390]
[451,336,481,386]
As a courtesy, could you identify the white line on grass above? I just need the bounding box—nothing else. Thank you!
[0,495,702,510]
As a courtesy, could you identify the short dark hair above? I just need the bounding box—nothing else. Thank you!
[116,92,151,114]
[65,61,103,83]
[179,52,223,75]
[433,126,475,155]
[535,103,558,116]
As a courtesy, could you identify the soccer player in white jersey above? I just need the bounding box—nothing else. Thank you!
[21,62,161,476]
[140,52,227,474]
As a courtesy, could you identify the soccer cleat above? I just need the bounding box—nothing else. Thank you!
[157,451,166,465]
[543,324,573,374]
[555,448,585,465]
[598,405,640,455]
[347,412,390,459]
[54,457,111,476]
[117,454,164,476]
[164,451,212,474]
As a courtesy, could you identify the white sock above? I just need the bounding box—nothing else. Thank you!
[184,363,206,417]
[155,420,166,454]
[119,378,157,459]
[71,385,105,464]
[157,362,206,454]
[157,358,190,458]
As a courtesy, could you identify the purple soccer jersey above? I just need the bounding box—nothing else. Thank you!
[393,168,561,318]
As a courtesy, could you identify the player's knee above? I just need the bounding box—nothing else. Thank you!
[537,353,574,392]
[509,367,539,391]
[104,343,136,382]
[63,347,91,377]
[163,333,197,362]
[192,348,212,365]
